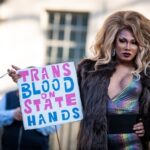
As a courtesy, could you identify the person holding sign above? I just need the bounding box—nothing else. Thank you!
[7,62,82,130]
[0,89,60,150]
[6,63,82,150]
[7,10,150,150]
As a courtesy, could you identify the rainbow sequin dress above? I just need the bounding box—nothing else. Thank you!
[107,75,143,150]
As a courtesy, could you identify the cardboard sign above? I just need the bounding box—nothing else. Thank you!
[17,62,83,130]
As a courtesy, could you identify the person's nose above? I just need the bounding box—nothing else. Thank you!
[125,42,131,51]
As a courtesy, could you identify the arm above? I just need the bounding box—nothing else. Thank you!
[36,125,61,136]
[0,95,15,127]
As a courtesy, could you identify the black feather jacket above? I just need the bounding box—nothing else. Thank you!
[77,59,150,150]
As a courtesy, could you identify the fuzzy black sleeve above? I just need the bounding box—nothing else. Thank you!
[140,80,150,141]
[142,88,150,141]
[76,59,96,109]
[143,113,150,141]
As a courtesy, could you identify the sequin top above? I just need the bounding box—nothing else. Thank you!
[107,75,143,150]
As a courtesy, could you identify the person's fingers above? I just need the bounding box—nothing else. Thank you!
[133,122,143,129]
[7,65,21,83]
[133,126,144,131]
[17,113,22,120]
[7,65,20,77]
[7,71,20,83]
[135,130,145,137]
[12,65,20,71]
[7,69,16,76]
[134,122,143,127]
[135,128,144,133]
[133,122,145,137]
[13,75,21,82]
[15,115,22,121]
[137,134,144,137]
[14,107,22,121]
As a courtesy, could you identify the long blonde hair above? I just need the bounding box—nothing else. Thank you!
[91,10,150,75]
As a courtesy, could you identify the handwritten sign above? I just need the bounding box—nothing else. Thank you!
[17,62,83,130]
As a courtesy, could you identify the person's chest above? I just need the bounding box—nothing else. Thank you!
[108,72,133,100]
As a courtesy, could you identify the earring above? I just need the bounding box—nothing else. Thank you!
[112,49,116,57]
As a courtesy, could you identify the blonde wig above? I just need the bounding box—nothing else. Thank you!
[91,10,150,75]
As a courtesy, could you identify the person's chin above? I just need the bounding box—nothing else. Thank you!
[119,57,134,63]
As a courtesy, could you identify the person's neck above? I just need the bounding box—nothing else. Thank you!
[116,60,135,72]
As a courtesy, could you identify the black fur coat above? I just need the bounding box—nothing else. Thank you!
[76,59,150,150]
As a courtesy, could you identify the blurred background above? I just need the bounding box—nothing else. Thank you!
[0,0,150,149]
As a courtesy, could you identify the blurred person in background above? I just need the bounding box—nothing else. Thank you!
[0,89,60,150]
[8,10,150,150]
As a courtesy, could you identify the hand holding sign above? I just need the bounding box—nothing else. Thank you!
[7,65,21,83]
[14,107,23,121]
[16,62,83,130]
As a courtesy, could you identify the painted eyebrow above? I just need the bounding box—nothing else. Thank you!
[118,36,135,41]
